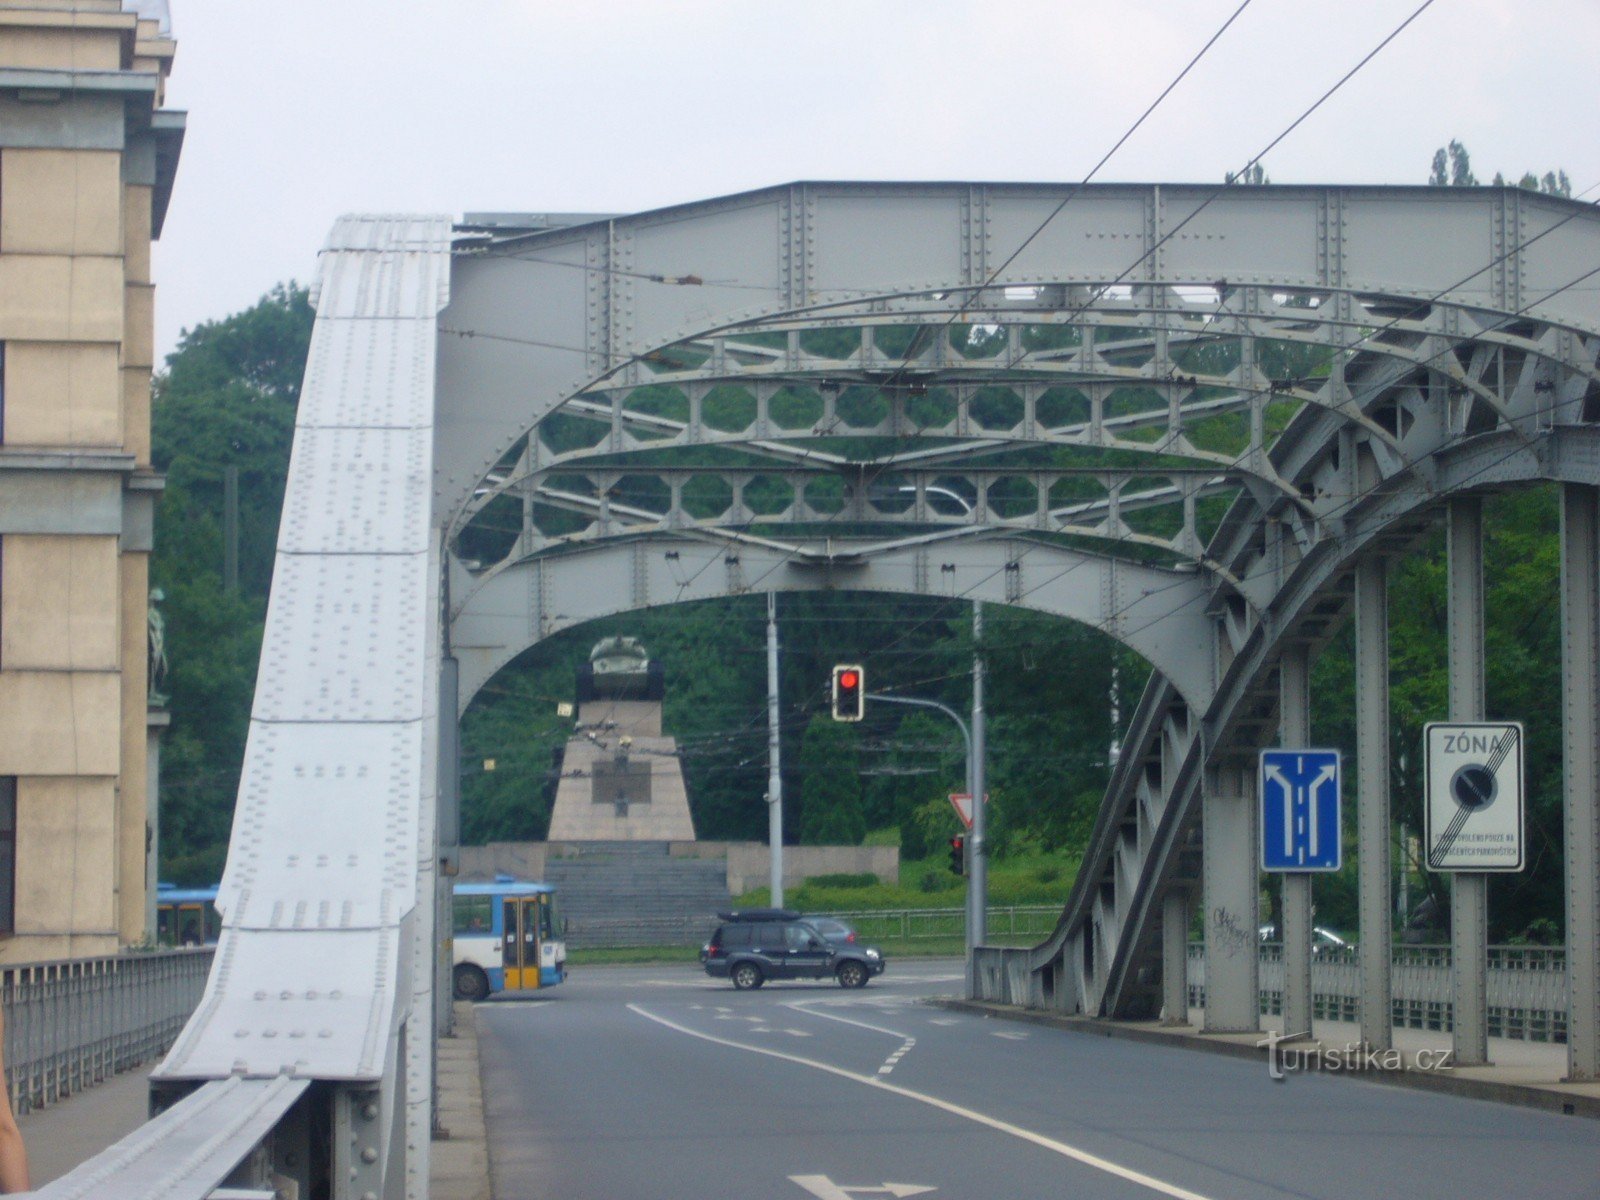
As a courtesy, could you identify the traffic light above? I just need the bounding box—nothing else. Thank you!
[831,664,865,722]
[948,835,966,876]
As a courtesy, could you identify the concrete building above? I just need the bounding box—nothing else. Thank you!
[0,1,181,959]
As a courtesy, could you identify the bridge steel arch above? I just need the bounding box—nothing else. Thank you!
[62,186,1600,1199]
[433,182,1600,1088]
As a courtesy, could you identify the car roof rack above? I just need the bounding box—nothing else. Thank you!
[715,908,801,922]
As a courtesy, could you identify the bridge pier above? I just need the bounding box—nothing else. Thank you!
[1447,497,1490,1066]
[1561,483,1600,1081]
[1202,763,1259,1033]
[1278,644,1314,1041]
[1356,553,1394,1052]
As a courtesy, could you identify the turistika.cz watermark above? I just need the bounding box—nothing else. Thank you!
[1256,1029,1456,1080]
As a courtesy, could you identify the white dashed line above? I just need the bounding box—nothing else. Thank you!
[629,1003,1217,1200]
[787,1001,917,1076]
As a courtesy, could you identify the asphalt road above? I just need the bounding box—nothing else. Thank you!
[476,960,1599,1200]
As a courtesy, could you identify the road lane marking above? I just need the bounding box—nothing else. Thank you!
[787,1002,917,1076]
[789,1175,935,1198]
[927,1018,959,1027]
[629,1004,1217,1200]
[991,1030,1029,1040]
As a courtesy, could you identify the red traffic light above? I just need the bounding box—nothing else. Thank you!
[831,664,865,721]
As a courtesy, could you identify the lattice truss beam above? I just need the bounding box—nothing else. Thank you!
[448,282,1600,619]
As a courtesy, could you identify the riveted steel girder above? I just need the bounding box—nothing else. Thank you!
[450,531,1215,713]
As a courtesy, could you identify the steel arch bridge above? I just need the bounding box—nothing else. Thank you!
[77,183,1600,1199]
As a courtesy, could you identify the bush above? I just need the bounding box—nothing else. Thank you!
[806,872,879,889]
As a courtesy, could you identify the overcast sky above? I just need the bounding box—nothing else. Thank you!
[151,0,1600,361]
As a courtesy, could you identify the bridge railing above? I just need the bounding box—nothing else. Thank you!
[1186,943,1568,1043]
[2,948,214,1115]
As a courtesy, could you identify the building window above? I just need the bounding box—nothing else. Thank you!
[0,779,14,935]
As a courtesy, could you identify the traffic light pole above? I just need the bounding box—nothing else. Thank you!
[767,591,784,907]
[864,691,977,984]
[970,601,987,981]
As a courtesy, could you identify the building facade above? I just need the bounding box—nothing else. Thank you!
[0,1,181,959]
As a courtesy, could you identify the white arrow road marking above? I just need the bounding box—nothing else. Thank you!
[789,1175,936,1198]
[991,1030,1029,1041]
[630,1004,1217,1200]
[788,1001,917,1075]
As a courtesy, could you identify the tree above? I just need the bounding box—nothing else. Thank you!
[1225,162,1270,186]
[1430,140,1570,197]
[1429,140,1476,187]
[797,716,865,845]
[151,284,315,882]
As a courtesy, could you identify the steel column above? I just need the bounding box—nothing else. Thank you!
[1202,763,1259,1033]
[1356,554,1393,1051]
[1560,483,1600,1080]
[1161,888,1189,1025]
[1279,643,1314,1040]
[1447,497,1489,1065]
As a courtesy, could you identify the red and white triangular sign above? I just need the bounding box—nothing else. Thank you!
[948,793,974,829]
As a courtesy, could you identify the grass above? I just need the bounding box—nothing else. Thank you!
[732,848,1079,913]
[559,850,1075,967]
[566,935,1035,968]
[566,945,703,966]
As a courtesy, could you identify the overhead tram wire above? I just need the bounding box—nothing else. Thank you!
[449,0,1260,605]
[832,3,1600,670]
[716,0,1260,607]
[662,0,1260,633]
[729,0,1443,657]
[462,0,1552,699]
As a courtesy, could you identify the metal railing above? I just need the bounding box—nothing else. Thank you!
[2,948,214,1114]
[565,905,1060,949]
[819,905,1061,945]
[1186,943,1568,1043]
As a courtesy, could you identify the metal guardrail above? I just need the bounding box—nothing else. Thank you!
[2,948,213,1115]
[565,905,1061,949]
[1186,943,1569,1043]
[820,905,1061,944]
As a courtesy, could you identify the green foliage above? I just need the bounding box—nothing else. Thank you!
[805,872,879,889]
[151,284,314,884]
[798,716,865,844]
[1309,486,1565,940]
[1429,139,1570,197]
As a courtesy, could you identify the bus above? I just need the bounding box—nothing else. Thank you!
[451,878,567,1001]
[155,883,221,947]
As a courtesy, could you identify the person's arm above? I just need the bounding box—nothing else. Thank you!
[0,1007,31,1193]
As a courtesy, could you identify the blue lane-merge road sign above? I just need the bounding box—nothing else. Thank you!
[1259,749,1342,872]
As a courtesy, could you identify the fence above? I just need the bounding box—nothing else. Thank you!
[1186,943,1568,1043]
[819,905,1060,945]
[2,948,213,1114]
[566,905,1059,949]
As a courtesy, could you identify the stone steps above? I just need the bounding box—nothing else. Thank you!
[546,842,729,948]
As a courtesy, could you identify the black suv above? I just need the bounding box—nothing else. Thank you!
[701,909,886,990]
